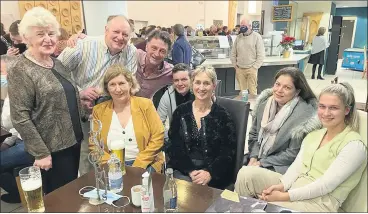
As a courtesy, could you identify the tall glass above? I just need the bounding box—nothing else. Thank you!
[19,166,45,213]
[109,140,126,175]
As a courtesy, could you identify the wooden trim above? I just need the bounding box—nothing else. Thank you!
[15,176,28,209]
[272,4,293,22]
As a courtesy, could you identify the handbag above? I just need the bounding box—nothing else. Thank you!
[191,47,206,69]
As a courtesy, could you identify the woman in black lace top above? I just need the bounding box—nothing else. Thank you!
[167,65,236,189]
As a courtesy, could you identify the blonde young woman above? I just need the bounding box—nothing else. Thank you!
[235,82,367,212]
[91,65,164,172]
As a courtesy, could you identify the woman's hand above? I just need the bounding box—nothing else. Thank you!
[34,155,52,171]
[190,170,212,185]
[259,190,290,202]
[247,158,258,166]
[263,184,285,195]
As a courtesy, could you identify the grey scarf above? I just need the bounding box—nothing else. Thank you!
[258,95,300,157]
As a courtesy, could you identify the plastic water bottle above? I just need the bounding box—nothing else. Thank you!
[108,153,123,193]
[163,168,178,213]
[141,172,154,213]
[241,89,249,102]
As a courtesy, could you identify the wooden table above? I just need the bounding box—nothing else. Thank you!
[15,166,289,212]
[0,128,12,143]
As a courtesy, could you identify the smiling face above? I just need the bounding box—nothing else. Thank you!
[24,26,57,56]
[173,70,190,95]
[105,17,131,55]
[192,72,216,101]
[107,74,132,103]
[318,93,350,129]
[272,74,298,106]
[145,38,168,66]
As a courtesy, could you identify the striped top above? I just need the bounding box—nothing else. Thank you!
[57,36,137,90]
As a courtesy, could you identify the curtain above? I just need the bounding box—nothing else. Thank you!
[228,0,238,29]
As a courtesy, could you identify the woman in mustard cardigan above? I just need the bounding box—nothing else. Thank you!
[235,82,367,212]
[90,65,164,172]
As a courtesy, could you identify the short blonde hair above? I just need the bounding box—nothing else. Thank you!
[19,7,60,40]
[191,65,217,86]
[102,64,140,96]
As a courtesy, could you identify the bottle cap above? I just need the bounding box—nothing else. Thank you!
[165,168,173,175]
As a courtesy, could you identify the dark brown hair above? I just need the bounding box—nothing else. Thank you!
[9,20,21,36]
[274,67,316,101]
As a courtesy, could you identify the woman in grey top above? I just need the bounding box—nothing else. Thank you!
[7,7,83,194]
[246,67,321,174]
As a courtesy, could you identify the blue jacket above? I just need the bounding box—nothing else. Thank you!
[172,36,192,65]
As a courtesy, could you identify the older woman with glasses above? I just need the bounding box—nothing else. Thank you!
[7,7,83,194]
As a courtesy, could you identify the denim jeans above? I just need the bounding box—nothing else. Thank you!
[0,139,33,173]
[125,160,156,173]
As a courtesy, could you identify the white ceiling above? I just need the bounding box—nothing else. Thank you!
[293,1,367,8]
[333,1,367,8]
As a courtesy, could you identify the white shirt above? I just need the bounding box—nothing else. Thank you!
[107,111,139,161]
[311,36,329,54]
[1,95,22,146]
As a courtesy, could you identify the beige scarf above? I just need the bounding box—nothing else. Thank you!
[258,95,300,157]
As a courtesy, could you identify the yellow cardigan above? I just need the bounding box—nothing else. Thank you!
[90,96,165,173]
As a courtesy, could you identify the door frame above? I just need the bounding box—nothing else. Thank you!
[342,16,357,48]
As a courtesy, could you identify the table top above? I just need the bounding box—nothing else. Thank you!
[14,166,288,213]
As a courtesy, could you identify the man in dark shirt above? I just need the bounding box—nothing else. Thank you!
[5,20,27,56]
[157,63,194,140]
[172,24,192,65]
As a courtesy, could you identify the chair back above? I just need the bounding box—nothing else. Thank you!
[152,85,170,109]
[216,97,250,183]
[341,110,367,212]
[215,80,222,96]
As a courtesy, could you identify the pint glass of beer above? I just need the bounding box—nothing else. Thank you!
[19,166,45,212]
[109,140,126,175]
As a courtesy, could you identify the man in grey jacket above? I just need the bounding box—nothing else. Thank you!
[157,63,194,141]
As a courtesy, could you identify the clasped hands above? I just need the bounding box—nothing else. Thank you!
[189,170,211,186]
[247,157,261,167]
[257,183,290,202]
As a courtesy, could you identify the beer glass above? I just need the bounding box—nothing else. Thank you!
[109,140,126,175]
[19,166,45,213]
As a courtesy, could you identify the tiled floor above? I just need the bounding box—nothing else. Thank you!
[1,60,366,212]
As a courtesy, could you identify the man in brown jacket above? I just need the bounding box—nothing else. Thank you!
[230,19,265,95]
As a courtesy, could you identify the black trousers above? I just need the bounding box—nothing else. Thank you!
[42,143,81,194]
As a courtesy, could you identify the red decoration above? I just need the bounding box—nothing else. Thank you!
[278,34,296,50]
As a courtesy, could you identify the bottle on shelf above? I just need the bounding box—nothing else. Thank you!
[163,168,178,213]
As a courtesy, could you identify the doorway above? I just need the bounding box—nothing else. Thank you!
[338,19,356,59]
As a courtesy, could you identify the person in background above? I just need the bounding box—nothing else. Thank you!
[219,26,228,36]
[172,24,192,65]
[135,25,156,52]
[308,27,329,80]
[157,63,194,142]
[8,7,84,194]
[135,30,173,99]
[128,19,138,38]
[58,15,137,176]
[235,25,240,34]
[230,18,265,96]
[91,65,164,172]
[235,82,366,212]
[53,27,69,57]
[209,25,218,36]
[246,67,319,174]
[6,20,27,56]
[167,65,236,189]
[0,23,12,55]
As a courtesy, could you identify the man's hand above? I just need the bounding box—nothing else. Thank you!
[80,87,100,101]
[34,155,52,171]
[259,190,290,202]
[7,47,19,56]
[81,99,94,113]
[190,170,212,185]
[67,32,87,48]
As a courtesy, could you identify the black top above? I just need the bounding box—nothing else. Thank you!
[167,100,237,189]
[174,90,194,107]
[51,69,83,143]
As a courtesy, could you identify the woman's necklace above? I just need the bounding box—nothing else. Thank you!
[25,51,53,68]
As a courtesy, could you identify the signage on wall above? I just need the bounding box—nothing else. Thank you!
[272,4,293,22]
[252,21,260,33]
